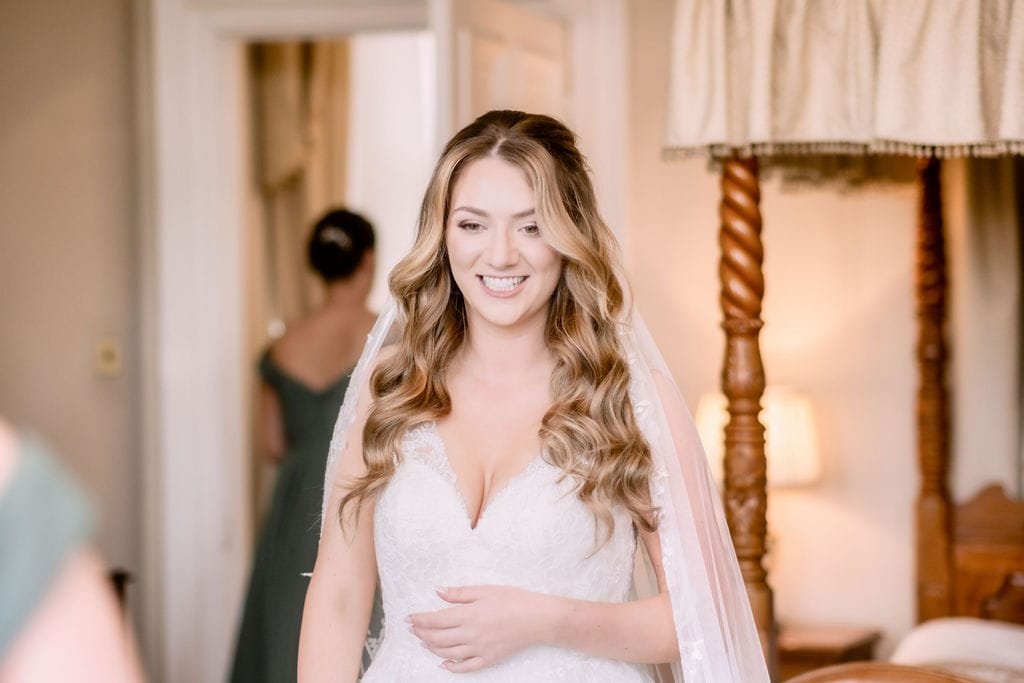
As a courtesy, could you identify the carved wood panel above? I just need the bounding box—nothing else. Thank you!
[953,485,1024,623]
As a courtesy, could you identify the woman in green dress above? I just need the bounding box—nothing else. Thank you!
[230,209,384,682]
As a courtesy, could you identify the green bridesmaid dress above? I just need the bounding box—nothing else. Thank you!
[230,350,383,683]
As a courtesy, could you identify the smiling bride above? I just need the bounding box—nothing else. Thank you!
[297,110,769,682]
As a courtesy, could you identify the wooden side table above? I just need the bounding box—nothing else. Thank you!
[778,624,882,681]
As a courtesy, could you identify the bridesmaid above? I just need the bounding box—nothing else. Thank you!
[230,208,384,683]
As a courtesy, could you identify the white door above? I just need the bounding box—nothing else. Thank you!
[433,0,570,141]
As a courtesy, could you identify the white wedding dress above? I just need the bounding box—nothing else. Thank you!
[360,421,654,682]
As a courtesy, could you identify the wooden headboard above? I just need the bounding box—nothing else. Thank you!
[949,486,1024,622]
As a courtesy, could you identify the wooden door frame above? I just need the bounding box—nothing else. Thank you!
[137,0,626,680]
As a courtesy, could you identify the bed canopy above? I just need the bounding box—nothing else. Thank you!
[664,1,1024,680]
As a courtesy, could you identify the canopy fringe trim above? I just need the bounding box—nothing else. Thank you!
[662,139,1024,162]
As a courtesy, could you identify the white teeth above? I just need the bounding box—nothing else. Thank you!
[481,275,526,292]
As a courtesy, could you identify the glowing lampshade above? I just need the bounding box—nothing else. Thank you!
[695,387,822,488]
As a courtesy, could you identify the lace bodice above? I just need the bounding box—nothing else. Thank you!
[362,422,653,682]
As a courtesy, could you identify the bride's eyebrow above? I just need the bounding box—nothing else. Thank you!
[451,206,536,219]
[451,206,488,217]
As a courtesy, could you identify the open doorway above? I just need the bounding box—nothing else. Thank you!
[234,32,434,680]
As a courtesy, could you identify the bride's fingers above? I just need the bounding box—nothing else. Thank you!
[440,656,486,673]
[424,644,473,661]
[436,585,489,603]
[415,625,466,649]
[407,605,463,630]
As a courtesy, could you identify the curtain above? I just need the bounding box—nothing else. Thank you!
[251,40,351,327]
[947,158,1023,501]
[665,0,1024,157]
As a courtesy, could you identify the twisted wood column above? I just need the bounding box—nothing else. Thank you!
[915,157,953,622]
[719,157,776,667]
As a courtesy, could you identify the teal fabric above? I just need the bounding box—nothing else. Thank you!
[0,436,94,659]
[230,351,383,683]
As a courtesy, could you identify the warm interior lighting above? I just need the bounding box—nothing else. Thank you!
[695,387,822,488]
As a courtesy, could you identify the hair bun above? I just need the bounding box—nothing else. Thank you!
[307,208,376,282]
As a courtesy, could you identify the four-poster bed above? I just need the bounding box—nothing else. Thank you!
[665,1,1024,680]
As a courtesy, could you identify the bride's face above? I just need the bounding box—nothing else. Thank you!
[445,156,563,334]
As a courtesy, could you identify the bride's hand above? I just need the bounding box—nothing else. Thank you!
[407,585,550,673]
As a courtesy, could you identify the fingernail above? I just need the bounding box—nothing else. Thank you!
[404,615,412,624]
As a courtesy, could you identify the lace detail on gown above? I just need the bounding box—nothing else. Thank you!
[362,422,653,682]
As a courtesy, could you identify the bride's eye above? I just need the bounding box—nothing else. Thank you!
[459,221,484,232]
[521,223,540,236]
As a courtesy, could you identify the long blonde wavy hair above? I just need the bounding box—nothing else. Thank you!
[339,110,656,538]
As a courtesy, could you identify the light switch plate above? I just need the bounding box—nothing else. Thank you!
[96,338,122,378]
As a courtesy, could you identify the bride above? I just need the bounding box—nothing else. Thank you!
[297,110,769,682]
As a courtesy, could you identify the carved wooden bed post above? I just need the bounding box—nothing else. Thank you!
[914,158,954,622]
[719,156,776,670]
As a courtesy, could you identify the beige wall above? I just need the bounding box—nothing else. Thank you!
[627,0,1018,655]
[0,0,138,574]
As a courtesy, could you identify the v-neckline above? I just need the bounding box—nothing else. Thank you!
[428,421,544,531]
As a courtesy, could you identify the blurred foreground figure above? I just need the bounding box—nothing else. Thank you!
[0,422,144,682]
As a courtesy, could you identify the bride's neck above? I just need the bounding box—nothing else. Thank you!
[458,318,553,381]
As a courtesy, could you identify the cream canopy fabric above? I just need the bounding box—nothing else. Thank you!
[665,0,1024,158]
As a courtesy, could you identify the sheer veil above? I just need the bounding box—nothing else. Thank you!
[319,296,770,682]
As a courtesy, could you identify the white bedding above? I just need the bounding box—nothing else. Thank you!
[891,618,1024,683]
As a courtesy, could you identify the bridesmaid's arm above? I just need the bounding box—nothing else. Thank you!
[259,382,286,463]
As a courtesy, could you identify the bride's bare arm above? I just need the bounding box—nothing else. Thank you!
[297,380,378,683]
[534,370,692,664]
[536,528,677,662]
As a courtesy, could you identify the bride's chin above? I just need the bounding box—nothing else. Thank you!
[465,303,534,329]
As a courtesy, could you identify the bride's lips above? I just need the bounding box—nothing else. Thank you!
[478,274,528,298]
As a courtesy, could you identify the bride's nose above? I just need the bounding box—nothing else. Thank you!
[485,228,519,268]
